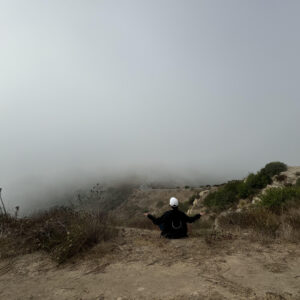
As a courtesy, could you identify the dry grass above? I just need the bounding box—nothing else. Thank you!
[204,229,235,245]
[278,208,300,241]
[188,217,215,238]
[0,207,118,263]
[217,207,300,242]
[218,208,279,235]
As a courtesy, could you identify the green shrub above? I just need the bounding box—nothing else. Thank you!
[296,178,300,187]
[202,162,288,210]
[260,162,287,178]
[236,162,287,199]
[204,180,242,211]
[259,186,300,213]
[245,172,272,190]
[237,167,279,199]
[237,182,252,199]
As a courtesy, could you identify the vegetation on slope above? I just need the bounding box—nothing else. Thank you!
[199,162,300,240]
[204,162,287,211]
[216,185,300,240]
[259,185,300,213]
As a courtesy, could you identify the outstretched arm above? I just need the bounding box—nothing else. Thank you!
[145,212,166,225]
[184,213,201,223]
[184,211,206,223]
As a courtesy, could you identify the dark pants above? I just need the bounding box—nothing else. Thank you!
[158,223,187,239]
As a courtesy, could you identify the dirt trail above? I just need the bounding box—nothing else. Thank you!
[0,227,299,300]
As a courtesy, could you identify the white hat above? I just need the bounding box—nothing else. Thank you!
[169,197,179,207]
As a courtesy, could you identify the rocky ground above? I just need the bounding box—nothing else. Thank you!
[0,227,299,300]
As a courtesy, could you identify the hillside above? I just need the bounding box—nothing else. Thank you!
[188,165,300,214]
[1,162,300,299]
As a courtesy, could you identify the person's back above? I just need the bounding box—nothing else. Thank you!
[145,197,203,239]
[156,208,189,238]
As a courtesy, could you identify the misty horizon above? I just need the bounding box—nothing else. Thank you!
[1,1,299,212]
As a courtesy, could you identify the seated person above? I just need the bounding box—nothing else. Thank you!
[144,197,204,239]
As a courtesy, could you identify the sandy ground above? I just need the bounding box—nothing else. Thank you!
[0,228,299,300]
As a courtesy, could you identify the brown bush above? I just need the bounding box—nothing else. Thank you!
[0,207,117,263]
[217,208,280,237]
[217,206,300,242]
[285,209,300,229]
[279,209,300,241]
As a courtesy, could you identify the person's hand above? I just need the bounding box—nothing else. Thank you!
[143,212,149,217]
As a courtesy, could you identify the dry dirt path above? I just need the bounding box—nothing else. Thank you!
[0,227,299,300]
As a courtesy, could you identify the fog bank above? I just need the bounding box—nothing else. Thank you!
[1,1,300,211]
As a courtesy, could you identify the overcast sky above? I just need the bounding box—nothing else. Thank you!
[1,0,300,211]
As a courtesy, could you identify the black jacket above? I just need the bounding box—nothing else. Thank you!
[148,208,200,239]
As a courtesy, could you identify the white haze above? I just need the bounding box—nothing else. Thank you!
[1,0,300,212]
